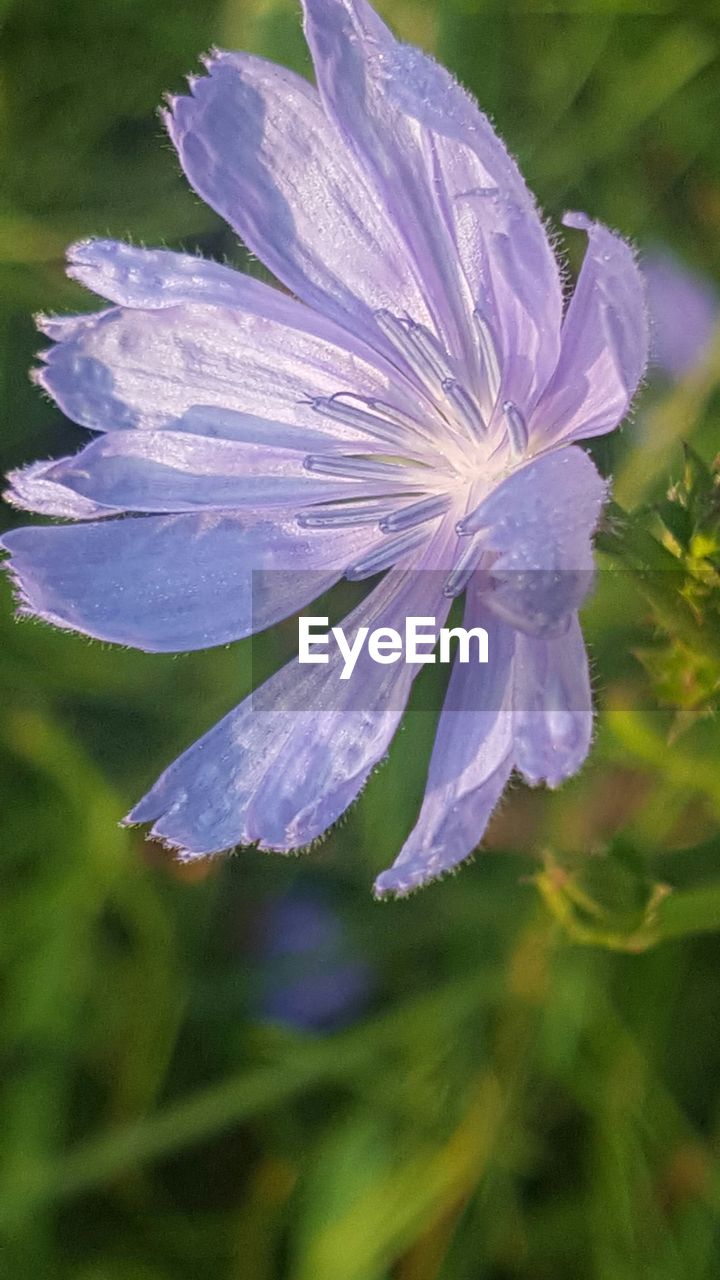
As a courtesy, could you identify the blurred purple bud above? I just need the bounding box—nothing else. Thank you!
[644,249,718,380]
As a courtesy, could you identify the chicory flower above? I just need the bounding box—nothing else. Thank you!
[643,249,718,380]
[1,0,648,895]
[254,889,372,1031]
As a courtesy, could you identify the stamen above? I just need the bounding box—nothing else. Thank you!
[345,527,428,581]
[311,394,440,456]
[303,454,424,483]
[379,492,451,533]
[472,309,501,409]
[365,399,434,436]
[443,535,487,597]
[455,499,490,537]
[309,395,413,453]
[442,378,487,437]
[296,499,400,529]
[405,322,454,380]
[503,401,528,456]
[375,310,452,392]
[372,311,495,456]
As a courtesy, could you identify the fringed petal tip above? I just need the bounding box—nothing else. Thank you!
[121,797,227,861]
[562,208,643,273]
[34,312,93,344]
[0,543,63,634]
[34,314,63,341]
[3,467,36,512]
[158,103,173,132]
[66,238,95,265]
[562,210,593,234]
[2,486,25,515]
[130,821,223,867]
[2,459,112,520]
[514,713,595,791]
[122,802,319,861]
[0,558,123,645]
[66,237,129,285]
[518,763,581,791]
[372,851,473,900]
[162,49,231,121]
[533,209,648,446]
[200,46,233,72]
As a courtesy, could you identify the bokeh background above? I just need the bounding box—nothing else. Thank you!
[3,0,720,1276]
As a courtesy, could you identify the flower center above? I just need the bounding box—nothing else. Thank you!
[295,311,531,589]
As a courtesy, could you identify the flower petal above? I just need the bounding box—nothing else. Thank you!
[127,535,457,853]
[374,599,514,898]
[0,514,376,652]
[513,613,593,788]
[36,301,425,442]
[67,238,287,313]
[532,212,648,446]
[40,430,405,513]
[165,52,431,347]
[66,238,410,377]
[5,457,120,520]
[468,446,607,635]
[301,0,563,402]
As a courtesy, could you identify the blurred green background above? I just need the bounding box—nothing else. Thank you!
[3,0,720,1276]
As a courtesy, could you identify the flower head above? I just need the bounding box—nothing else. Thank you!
[1,0,648,895]
[643,248,718,381]
[254,888,372,1031]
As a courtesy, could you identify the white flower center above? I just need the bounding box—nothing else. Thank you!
[297,310,531,592]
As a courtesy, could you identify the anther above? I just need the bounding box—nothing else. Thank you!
[311,393,441,455]
[472,309,501,409]
[443,535,486,597]
[296,499,400,529]
[375,310,452,394]
[345,527,428,580]
[442,378,487,437]
[303,454,424,483]
[379,493,451,533]
[502,401,528,456]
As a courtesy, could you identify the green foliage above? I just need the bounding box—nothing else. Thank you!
[3,0,720,1278]
[599,446,720,733]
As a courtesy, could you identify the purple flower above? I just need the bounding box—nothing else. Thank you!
[643,249,718,380]
[1,0,648,896]
[254,890,372,1031]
